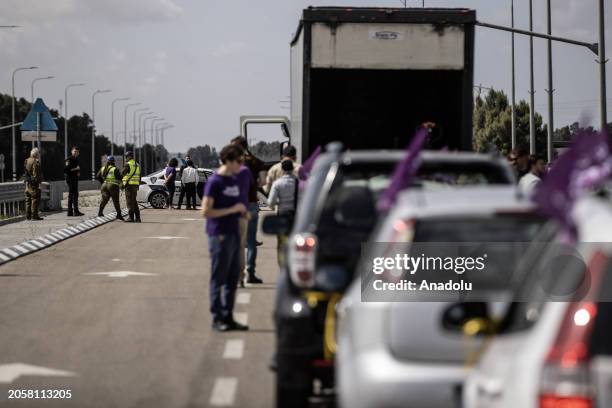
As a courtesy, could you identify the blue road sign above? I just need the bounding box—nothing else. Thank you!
[21,98,57,142]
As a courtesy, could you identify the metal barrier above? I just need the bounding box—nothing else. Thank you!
[0,182,50,218]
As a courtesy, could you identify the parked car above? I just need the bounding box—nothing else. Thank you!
[262,143,515,408]
[335,186,549,408]
[463,193,612,408]
[137,167,213,209]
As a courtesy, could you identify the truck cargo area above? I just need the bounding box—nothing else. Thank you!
[308,68,465,151]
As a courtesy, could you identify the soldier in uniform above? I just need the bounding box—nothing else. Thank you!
[122,151,141,223]
[64,146,84,216]
[24,148,43,221]
[96,155,123,220]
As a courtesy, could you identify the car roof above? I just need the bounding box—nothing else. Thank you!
[390,186,534,219]
[336,149,507,165]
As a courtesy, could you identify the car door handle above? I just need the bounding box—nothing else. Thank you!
[477,379,503,399]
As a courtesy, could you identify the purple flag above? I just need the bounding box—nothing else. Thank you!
[378,129,429,211]
[298,145,322,189]
[532,129,612,238]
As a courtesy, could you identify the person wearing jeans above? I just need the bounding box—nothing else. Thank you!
[178,160,199,209]
[164,158,178,209]
[202,144,249,332]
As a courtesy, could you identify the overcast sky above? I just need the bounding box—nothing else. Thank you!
[0,0,610,153]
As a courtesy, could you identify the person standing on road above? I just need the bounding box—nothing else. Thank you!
[24,148,43,221]
[122,151,142,223]
[164,158,178,209]
[96,155,123,220]
[177,159,199,210]
[518,155,547,197]
[267,159,299,267]
[64,146,84,217]
[231,136,264,284]
[202,144,249,332]
[265,145,300,194]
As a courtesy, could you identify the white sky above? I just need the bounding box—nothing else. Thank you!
[0,0,610,152]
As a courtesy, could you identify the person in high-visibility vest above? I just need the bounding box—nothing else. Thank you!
[121,151,142,222]
[96,155,123,220]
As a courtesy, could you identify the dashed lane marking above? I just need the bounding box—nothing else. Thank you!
[236,293,251,304]
[223,339,244,360]
[209,377,238,406]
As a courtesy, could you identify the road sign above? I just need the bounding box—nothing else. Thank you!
[20,98,57,142]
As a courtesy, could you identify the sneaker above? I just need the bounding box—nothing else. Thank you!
[256,240,263,247]
[246,274,263,284]
[212,320,230,332]
[74,211,85,216]
[226,319,249,331]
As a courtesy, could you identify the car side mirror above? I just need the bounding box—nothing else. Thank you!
[262,214,292,235]
[441,302,495,336]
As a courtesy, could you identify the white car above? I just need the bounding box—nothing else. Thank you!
[336,186,548,408]
[137,167,213,209]
[463,193,612,408]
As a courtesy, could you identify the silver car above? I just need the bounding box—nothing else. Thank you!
[336,186,547,408]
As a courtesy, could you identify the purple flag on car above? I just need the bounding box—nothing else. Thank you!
[298,145,322,189]
[378,129,429,211]
[532,129,612,238]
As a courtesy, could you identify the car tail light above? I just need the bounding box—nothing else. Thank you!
[538,251,609,408]
[288,233,317,288]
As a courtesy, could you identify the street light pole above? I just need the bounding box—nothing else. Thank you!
[143,116,158,174]
[11,66,38,180]
[528,0,536,154]
[91,89,111,180]
[29,75,54,150]
[598,0,608,131]
[511,0,517,149]
[150,118,164,170]
[133,108,148,165]
[123,103,141,160]
[546,0,554,162]
[64,83,85,159]
[137,110,152,167]
[111,97,130,156]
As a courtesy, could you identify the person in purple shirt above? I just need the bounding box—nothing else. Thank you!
[164,158,178,209]
[201,144,249,332]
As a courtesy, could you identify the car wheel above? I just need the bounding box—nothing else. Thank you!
[276,356,310,408]
[149,191,167,209]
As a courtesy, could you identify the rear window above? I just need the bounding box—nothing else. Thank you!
[415,162,513,187]
[413,216,544,242]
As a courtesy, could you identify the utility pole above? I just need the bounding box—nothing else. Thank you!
[528,0,536,154]
[111,97,130,156]
[598,0,608,132]
[511,0,517,149]
[11,66,38,180]
[546,0,554,162]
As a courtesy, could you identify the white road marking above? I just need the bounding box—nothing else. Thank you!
[182,218,200,221]
[21,243,37,251]
[27,240,45,249]
[223,339,244,360]
[111,258,121,262]
[209,377,238,406]
[85,271,157,278]
[0,363,76,384]
[3,248,20,257]
[236,293,251,304]
[145,236,187,240]
[234,312,248,326]
[13,245,29,253]
[0,253,10,261]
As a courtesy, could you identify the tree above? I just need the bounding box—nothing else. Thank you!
[186,145,220,168]
[473,89,547,156]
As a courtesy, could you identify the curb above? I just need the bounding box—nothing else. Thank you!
[0,209,129,267]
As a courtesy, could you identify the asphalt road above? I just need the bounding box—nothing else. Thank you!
[0,209,277,408]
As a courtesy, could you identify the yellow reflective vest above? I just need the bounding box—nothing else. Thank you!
[101,165,119,185]
[122,160,141,186]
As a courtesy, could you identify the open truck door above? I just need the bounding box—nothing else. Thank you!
[239,115,291,169]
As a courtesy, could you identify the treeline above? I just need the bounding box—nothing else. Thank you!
[0,93,168,181]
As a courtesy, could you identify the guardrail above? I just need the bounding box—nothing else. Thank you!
[0,182,50,218]
[0,180,100,218]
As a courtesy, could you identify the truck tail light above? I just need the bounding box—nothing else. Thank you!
[288,233,317,288]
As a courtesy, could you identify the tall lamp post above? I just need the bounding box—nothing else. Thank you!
[150,118,164,170]
[11,66,38,181]
[510,0,516,149]
[64,83,85,159]
[158,124,174,147]
[143,115,158,174]
[528,0,536,154]
[136,110,152,167]
[123,103,141,160]
[29,76,55,150]
[111,97,130,156]
[91,89,111,180]
[133,107,148,164]
[598,0,607,131]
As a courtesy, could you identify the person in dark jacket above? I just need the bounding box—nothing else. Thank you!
[64,146,84,216]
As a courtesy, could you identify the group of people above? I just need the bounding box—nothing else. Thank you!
[162,155,200,210]
[507,148,547,196]
[201,138,300,332]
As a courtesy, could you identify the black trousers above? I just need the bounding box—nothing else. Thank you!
[67,179,79,212]
[178,182,197,209]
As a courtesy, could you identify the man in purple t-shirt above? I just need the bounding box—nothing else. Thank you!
[202,144,249,332]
